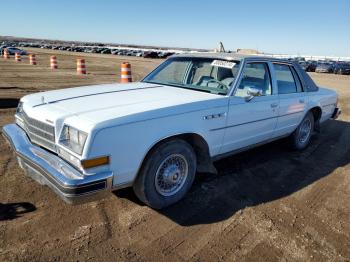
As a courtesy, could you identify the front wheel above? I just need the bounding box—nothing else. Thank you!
[290,112,314,150]
[133,139,196,209]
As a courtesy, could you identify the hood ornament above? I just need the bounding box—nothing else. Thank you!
[41,96,45,104]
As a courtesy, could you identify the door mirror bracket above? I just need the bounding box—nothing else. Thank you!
[245,87,263,102]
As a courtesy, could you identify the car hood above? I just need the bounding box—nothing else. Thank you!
[21,82,225,131]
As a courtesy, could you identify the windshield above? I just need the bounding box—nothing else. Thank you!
[142,57,241,95]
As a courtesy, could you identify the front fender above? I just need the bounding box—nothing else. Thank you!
[87,107,227,186]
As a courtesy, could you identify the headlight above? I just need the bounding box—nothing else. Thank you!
[59,125,87,155]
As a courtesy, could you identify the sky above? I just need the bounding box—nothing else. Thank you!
[1,0,349,57]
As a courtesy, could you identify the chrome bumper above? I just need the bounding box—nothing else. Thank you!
[2,123,113,204]
[331,107,341,120]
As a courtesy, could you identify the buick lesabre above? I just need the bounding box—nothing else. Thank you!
[3,53,341,209]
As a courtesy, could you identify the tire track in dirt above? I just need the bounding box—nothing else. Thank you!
[262,199,350,260]
[132,168,270,260]
[113,175,241,259]
[295,119,350,213]
[189,216,260,261]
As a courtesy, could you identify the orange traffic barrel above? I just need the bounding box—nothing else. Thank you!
[15,52,21,62]
[77,58,86,75]
[120,62,132,83]
[3,49,10,59]
[50,56,58,69]
[29,54,37,65]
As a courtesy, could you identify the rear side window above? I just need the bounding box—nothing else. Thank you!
[273,64,297,94]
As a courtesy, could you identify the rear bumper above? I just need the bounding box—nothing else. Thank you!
[2,123,113,204]
[331,107,341,120]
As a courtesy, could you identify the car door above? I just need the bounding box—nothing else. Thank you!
[220,61,279,154]
[272,63,307,137]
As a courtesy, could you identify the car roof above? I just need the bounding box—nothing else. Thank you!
[173,52,290,63]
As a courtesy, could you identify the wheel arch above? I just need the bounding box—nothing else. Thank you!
[309,106,322,131]
[136,132,216,180]
[309,106,322,122]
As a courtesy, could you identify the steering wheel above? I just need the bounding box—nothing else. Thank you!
[206,79,228,91]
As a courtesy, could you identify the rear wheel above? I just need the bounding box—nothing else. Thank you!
[290,112,314,150]
[133,139,196,209]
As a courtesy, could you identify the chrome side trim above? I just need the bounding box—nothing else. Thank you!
[212,133,290,162]
[210,111,303,131]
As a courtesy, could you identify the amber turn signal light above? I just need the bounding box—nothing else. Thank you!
[81,156,110,169]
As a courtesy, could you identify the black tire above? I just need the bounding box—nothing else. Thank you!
[290,112,314,150]
[133,139,197,209]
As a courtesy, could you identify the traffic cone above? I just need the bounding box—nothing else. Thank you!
[120,62,132,83]
[50,56,58,69]
[15,52,21,62]
[29,54,37,65]
[4,49,10,59]
[77,58,86,75]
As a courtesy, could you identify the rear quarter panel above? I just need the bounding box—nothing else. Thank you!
[307,87,337,123]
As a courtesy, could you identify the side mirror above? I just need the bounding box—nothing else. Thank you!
[245,87,262,102]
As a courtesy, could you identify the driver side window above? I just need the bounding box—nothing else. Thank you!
[235,62,272,97]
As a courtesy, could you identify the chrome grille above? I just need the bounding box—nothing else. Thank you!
[19,111,56,152]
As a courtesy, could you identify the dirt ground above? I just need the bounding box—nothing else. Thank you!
[0,49,349,262]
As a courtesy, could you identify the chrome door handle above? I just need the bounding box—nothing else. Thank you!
[299,99,305,103]
[271,103,278,108]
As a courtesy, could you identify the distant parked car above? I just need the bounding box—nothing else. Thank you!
[315,63,334,73]
[143,51,159,58]
[294,57,306,62]
[135,51,144,57]
[6,47,28,55]
[120,50,129,55]
[298,61,308,71]
[101,49,111,54]
[333,62,350,75]
[306,61,317,72]
[74,47,84,52]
